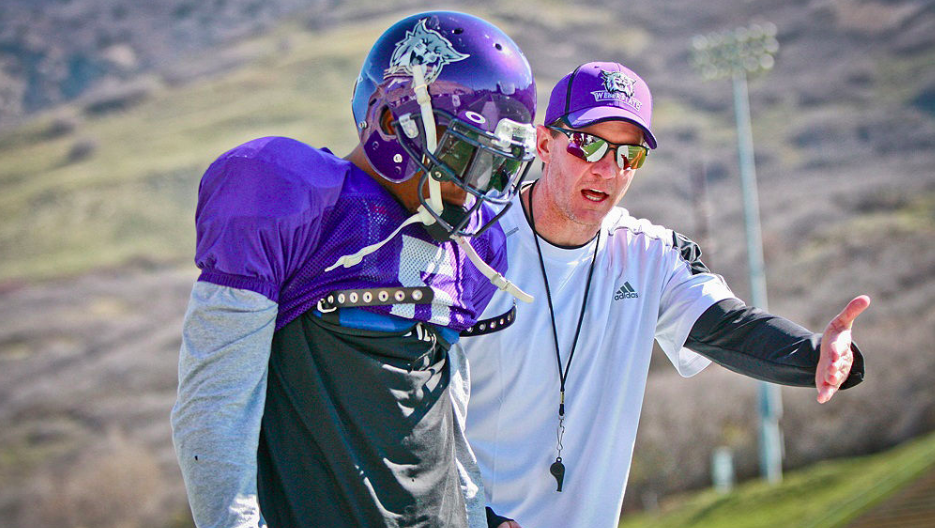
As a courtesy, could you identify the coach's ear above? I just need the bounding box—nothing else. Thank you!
[536,124,554,163]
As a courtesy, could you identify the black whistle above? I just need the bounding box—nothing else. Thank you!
[550,458,565,492]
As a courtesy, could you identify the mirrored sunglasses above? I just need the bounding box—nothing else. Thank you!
[548,126,648,170]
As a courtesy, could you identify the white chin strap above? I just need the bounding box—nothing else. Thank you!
[325,205,437,272]
[452,234,534,303]
[410,63,444,214]
[327,63,533,304]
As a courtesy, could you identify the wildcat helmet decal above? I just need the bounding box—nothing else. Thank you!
[385,19,469,83]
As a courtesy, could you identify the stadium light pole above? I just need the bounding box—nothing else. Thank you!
[690,22,784,484]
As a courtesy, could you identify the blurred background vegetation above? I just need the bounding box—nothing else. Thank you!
[0,0,933,527]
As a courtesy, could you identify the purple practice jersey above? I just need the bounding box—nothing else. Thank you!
[194,136,507,332]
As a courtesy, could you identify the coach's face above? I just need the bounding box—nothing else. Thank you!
[535,120,643,242]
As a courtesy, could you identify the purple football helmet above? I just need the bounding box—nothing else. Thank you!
[352,11,537,237]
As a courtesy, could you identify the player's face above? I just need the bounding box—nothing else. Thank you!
[423,123,469,206]
[537,120,643,234]
[438,181,468,206]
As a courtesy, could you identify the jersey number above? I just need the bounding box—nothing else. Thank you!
[391,235,454,325]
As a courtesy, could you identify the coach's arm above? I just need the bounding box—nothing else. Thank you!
[685,295,870,403]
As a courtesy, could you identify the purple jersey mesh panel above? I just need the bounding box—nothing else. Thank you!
[195,137,507,332]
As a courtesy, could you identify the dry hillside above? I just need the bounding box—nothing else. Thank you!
[0,0,933,526]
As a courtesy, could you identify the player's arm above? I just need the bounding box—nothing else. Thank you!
[171,282,277,528]
[172,141,324,526]
[684,296,868,398]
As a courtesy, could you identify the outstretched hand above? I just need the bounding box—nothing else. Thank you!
[816,295,871,403]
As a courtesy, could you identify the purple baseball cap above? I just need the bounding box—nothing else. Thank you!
[544,61,656,149]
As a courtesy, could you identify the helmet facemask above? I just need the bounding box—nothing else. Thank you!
[395,108,537,238]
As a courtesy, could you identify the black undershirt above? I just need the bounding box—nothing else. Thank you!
[686,298,864,389]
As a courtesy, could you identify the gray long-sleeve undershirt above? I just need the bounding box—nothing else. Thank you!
[170,282,486,528]
[171,282,276,528]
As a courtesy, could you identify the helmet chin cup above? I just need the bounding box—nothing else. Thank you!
[414,166,519,240]
[422,201,470,242]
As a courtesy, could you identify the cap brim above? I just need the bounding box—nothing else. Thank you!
[565,106,657,149]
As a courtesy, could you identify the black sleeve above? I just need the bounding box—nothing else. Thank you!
[486,506,514,528]
[685,298,864,389]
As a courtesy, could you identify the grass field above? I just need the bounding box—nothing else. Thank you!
[618,430,935,528]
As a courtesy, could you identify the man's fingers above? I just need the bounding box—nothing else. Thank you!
[825,343,853,380]
[831,359,852,377]
[818,338,854,402]
[817,384,836,404]
[826,367,848,386]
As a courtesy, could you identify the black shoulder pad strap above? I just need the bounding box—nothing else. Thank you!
[672,231,711,275]
[486,506,514,528]
[461,305,516,337]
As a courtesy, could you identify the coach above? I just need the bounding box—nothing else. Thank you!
[461,61,869,528]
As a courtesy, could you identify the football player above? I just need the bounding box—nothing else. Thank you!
[171,11,537,528]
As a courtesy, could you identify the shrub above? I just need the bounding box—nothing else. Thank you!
[82,79,158,117]
[66,137,98,163]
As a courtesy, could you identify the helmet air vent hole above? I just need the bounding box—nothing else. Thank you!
[494,43,503,50]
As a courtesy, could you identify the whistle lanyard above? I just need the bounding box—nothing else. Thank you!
[526,181,599,492]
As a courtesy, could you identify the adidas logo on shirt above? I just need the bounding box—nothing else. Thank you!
[614,282,639,300]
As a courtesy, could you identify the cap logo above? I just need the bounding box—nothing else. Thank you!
[590,70,642,111]
[386,19,469,83]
